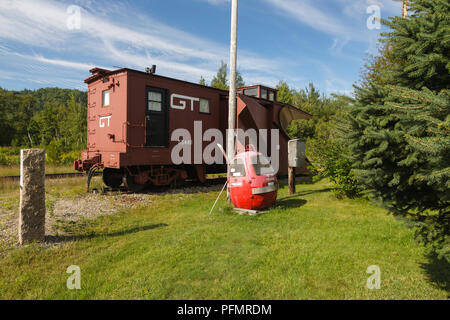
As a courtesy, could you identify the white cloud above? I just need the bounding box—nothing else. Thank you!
[0,0,363,94]
[0,0,289,88]
[339,0,402,19]
[263,0,403,63]
[33,56,95,71]
[263,0,402,43]
[263,0,359,40]
[0,46,101,71]
[198,0,230,5]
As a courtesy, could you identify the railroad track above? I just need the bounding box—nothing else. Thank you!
[0,172,309,196]
[94,176,227,194]
[0,172,87,182]
[0,171,225,189]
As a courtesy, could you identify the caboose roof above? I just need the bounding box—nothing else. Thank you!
[85,67,229,93]
[84,67,312,118]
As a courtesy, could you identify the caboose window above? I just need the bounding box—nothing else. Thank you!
[148,91,162,112]
[261,88,268,100]
[102,90,110,107]
[269,91,275,101]
[243,88,257,97]
[199,98,210,114]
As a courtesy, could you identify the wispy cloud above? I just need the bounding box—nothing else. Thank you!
[0,0,289,89]
[263,0,358,40]
[0,45,101,71]
[0,0,369,94]
[263,0,401,42]
[33,56,97,71]
[263,0,403,61]
[197,0,230,5]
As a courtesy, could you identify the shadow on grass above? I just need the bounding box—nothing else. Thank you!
[100,179,226,195]
[273,186,333,210]
[279,188,332,200]
[45,223,168,244]
[420,253,450,297]
[278,174,314,184]
[274,198,307,210]
[296,188,332,197]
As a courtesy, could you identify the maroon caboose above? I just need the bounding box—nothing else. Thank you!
[74,67,311,191]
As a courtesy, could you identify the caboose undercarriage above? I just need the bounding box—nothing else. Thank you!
[75,155,225,192]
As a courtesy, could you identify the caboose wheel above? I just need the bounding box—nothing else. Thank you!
[123,172,147,192]
[102,168,123,188]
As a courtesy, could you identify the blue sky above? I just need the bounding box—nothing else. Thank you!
[0,0,403,94]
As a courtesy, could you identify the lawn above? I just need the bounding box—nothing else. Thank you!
[0,165,74,177]
[0,178,448,299]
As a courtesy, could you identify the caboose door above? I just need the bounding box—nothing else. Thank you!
[145,86,169,147]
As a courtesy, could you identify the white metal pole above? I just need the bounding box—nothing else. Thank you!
[227,0,238,182]
[227,0,238,161]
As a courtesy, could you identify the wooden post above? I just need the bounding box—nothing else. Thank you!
[288,139,306,195]
[288,166,295,195]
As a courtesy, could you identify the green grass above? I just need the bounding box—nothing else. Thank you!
[0,179,448,299]
[0,165,74,177]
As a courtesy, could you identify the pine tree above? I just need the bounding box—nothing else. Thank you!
[210,61,245,89]
[347,0,449,261]
[276,81,294,104]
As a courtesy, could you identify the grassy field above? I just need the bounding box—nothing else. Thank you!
[0,178,448,299]
[0,165,74,177]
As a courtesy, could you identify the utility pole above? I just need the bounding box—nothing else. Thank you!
[402,0,408,18]
[227,0,238,198]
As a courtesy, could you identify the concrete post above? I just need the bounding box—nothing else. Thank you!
[19,149,46,245]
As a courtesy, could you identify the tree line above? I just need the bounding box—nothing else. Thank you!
[0,87,87,164]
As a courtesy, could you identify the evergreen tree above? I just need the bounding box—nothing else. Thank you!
[210,61,245,89]
[276,81,294,105]
[347,0,449,261]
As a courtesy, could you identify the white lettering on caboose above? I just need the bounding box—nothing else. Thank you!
[170,94,199,111]
[99,116,111,128]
